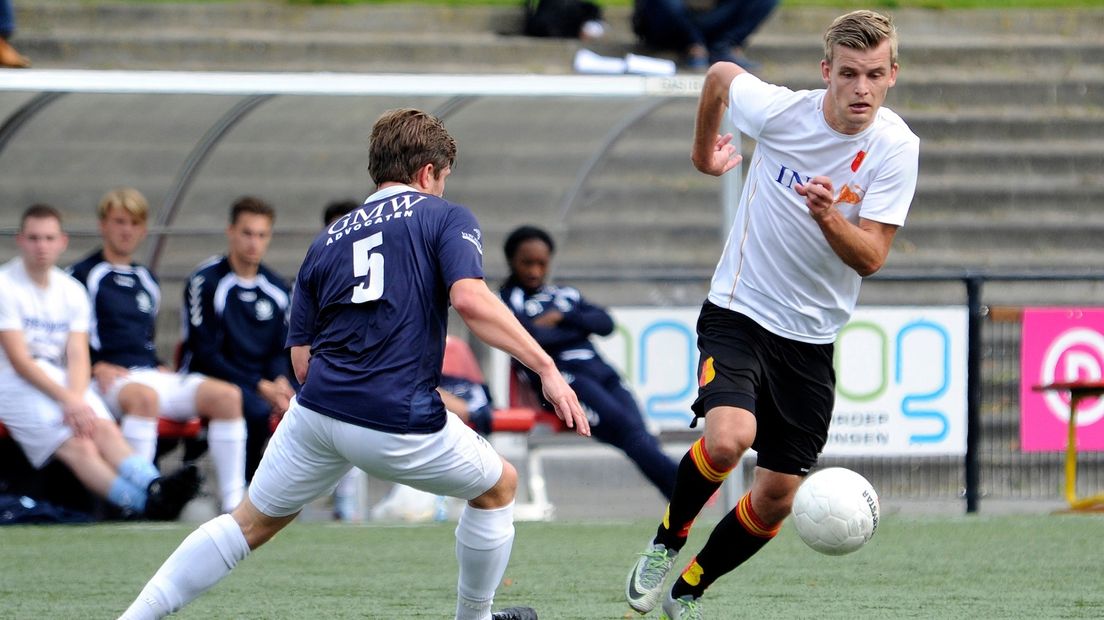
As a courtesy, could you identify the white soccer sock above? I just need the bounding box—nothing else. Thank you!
[118,513,249,620]
[121,415,159,465]
[206,419,247,512]
[455,502,515,620]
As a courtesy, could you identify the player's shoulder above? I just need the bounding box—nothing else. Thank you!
[0,258,20,285]
[189,255,229,281]
[874,106,920,146]
[51,266,90,297]
[257,263,290,292]
[66,249,106,281]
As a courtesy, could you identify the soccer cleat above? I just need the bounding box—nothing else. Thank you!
[625,542,677,614]
[491,606,538,620]
[144,462,201,521]
[661,592,704,620]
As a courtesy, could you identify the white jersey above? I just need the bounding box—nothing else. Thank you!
[708,72,920,344]
[0,257,91,374]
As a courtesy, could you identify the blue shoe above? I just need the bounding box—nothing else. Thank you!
[685,44,709,71]
[686,55,709,71]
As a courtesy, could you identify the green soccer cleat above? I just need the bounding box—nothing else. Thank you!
[625,542,677,614]
[661,593,704,620]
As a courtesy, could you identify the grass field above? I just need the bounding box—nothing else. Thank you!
[2,514,1102,618]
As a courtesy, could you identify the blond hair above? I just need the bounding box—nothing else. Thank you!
[824,10,898,66]
[97,187,149,223]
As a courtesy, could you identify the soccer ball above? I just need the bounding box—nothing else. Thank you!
[790,467,879,556]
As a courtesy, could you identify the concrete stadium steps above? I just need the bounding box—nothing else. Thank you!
[14,4,1104,73]
[902,107,1104,142]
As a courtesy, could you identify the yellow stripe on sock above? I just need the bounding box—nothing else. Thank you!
[681,559,704,587]
[690,438,730,483]
[735,493,780,539]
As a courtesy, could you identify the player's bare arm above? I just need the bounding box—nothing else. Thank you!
[691,62,744,177]
[450,277,590,436]
[290,344,310,385]
[0,329,97,436]
[796,175,899,276]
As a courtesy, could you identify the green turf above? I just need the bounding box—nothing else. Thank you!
[2,514,1102,618]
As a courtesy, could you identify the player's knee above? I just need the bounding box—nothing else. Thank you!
[705,434,749,469]
[198,380,243,419]
[232,497,293,550]
[472,459,517,508]
[118,383,159,418]
[753,478,800,522]
[55,435,98,464]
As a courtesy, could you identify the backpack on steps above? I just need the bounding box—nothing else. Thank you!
[523,0,603,38]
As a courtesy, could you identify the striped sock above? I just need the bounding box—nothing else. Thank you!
[654,437,732,552]
[671,492,780,599]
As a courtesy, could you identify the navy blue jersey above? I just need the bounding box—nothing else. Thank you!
[288,186,484,434]
[67,250,161,368]
[181,256,291,388]
[499,278,615,362]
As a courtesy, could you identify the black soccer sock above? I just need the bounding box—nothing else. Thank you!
[670,492,780,600]
[653,437,732,552]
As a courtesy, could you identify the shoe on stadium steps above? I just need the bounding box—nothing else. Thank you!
[491,606,538,619]
[625,542,677,613]
[661,592,703,620]
[144,462,201,521]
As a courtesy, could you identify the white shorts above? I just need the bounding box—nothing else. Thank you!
[0,361,113,469]
[97,368,206,421]
[249,398,504,518]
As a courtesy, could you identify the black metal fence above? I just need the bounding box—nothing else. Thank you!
[823,273,1104,513]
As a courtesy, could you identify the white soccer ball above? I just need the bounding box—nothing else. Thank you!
[790,467,879,556]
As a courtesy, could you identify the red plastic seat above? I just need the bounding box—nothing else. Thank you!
[443,336,548,434]
[157,417,203,439]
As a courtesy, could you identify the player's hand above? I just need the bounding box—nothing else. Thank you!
[258,378,293,415]
[796,176,835,221]
[539,371,590,437]
[61,392,97,438]
[91,361,129,394]
[532,310,563,328]
[696,133,742,177]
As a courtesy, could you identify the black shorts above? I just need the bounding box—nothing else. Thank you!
[691,301,835,475]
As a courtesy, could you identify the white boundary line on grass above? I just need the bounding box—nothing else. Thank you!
[0,69,704,98]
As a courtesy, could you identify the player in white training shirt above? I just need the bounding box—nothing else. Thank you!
[625,11,919,619]
[0,205,199,521]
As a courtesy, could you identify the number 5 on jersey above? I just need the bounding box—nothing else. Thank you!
[352,232,384,303]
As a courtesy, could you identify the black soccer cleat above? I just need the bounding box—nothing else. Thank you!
[144,462,202,521]
[491,606,538,620]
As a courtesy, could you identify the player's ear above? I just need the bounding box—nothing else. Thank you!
[412,162,436,191]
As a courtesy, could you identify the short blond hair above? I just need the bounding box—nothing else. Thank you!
[824,10,898,66]
[97,187,149,223]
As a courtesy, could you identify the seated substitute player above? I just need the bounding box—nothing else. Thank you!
[624,10,919,620]
[68,187,247,514]
[180,196,295,482]
[118,108,590,620]
[0,204,199,521]
[500,225,677,499]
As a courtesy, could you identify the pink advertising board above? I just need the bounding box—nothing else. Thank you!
[1020,308,1104,451]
